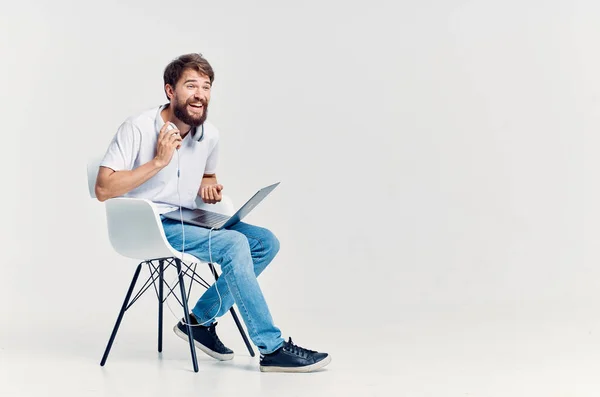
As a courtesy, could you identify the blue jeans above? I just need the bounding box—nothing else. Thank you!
[161,218,284,354]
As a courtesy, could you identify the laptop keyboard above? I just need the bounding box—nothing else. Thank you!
[191,211,230,226]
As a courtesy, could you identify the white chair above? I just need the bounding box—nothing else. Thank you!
[87,157,255,373]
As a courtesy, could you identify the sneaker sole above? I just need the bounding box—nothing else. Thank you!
[259,355,332,373]
[173,325,234,361]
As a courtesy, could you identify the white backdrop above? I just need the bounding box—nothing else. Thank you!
[0,0,596,395]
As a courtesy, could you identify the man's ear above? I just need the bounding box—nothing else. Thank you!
[165,84,174,100]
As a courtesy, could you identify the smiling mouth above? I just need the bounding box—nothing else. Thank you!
[189,103,204,114]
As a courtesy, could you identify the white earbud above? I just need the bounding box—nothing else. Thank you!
[166,122,177,132]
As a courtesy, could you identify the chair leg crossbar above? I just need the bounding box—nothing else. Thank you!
[100,258,255,372]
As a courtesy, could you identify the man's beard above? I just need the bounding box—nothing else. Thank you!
[173,97,208,127]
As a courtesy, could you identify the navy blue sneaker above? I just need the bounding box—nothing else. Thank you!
[259,337,331,373]
[173,314,234,361]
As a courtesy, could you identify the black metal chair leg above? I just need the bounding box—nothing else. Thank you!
[208,262,256,357]
[100,263,143,366]
[229,307,255,357]
[158,260,164,353]
[175,258,199,372]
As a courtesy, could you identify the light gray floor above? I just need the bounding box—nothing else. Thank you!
[2,300,600,397]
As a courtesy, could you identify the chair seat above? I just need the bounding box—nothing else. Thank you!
[154,252,203,267]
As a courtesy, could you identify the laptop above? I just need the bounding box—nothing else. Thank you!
[162,182,280,230]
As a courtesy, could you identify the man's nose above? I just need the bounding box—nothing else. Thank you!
[194,91,206,102]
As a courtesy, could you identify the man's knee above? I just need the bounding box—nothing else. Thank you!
[265,229,280,257]
[251,226,280,258]
[227,230,251,255]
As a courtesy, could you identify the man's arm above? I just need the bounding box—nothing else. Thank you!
[95,122,182,202]
[95,161,164,202]
[199,173,223,204]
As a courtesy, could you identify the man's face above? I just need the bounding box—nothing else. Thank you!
[170,69,211,127]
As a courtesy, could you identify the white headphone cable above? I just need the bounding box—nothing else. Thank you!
[160,139,222,328]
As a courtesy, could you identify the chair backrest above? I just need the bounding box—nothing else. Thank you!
[87,156,176,260]
[105,198,176,260]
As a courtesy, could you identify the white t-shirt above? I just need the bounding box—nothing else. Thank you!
[100,104,220,214]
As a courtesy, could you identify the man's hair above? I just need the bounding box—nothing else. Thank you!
[163,53,215,100]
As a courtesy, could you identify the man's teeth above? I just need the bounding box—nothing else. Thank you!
[190,103,203,107]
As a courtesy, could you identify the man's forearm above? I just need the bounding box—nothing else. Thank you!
[95,159,164,202]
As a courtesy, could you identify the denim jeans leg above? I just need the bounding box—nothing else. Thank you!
[191,222,280,323]
[162,219,284,354]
